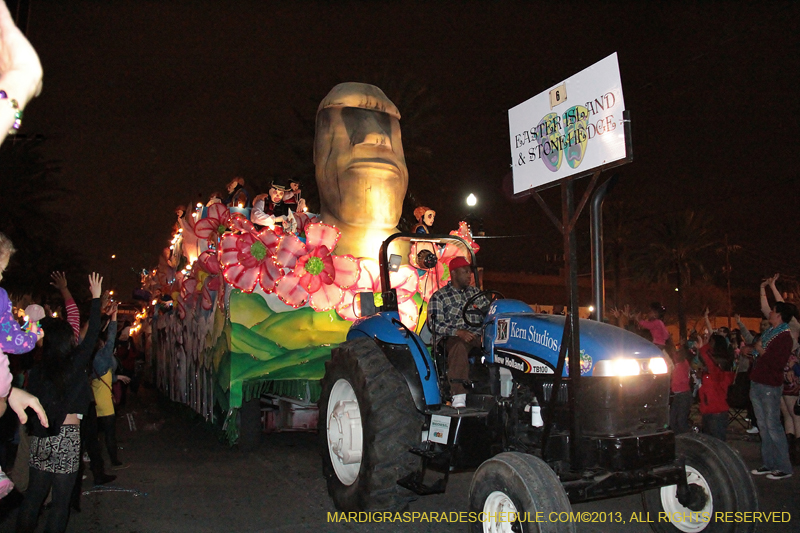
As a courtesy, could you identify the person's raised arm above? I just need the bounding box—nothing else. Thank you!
[768,273,784,303]
[734,314,754,344]
[0,1,43,144]
[703,308,713,336]
[75,273,103,368]
[51,271,80,340]
[759,277,772,318]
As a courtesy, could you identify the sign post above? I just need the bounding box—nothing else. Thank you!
[508,53,633,468]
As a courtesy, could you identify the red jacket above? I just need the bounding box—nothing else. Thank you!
[698,345,734,415]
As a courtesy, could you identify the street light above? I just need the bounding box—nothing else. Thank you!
[466,193,477,207]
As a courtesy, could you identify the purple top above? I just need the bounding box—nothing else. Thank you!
[0,287,37,397]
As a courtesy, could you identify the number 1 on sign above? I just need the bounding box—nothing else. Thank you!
[549,83,567,109]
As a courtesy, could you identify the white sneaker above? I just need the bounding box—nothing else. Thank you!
[451,394,466,409]
[746,426,759,434]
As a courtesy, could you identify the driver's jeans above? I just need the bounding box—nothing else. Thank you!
[446,336,481,395]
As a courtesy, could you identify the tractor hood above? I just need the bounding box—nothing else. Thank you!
[484,300,664,377]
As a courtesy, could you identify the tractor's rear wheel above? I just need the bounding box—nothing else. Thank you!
[642,433,758,533]
[319,337,424,511]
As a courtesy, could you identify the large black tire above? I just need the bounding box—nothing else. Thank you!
[642,433,759,533]
[319,337,424,511]
[468,452,575,533]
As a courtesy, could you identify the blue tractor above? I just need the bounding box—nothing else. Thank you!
[319,234,758,533]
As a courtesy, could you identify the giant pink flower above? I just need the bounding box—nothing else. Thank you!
[336,259,420,329]
[197,250,222,310]
[194,204,232,243]
[219,227,282,293]
[273,224,360,311]
[452,220,480,254]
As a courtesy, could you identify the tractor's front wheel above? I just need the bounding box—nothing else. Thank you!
[469,452,575,533]
[319,337,423,511]
[642,433,758,533]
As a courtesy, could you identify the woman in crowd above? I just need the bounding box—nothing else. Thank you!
[696,333,735,441]
[17,273,104,533]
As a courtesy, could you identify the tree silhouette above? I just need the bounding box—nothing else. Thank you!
[0,136,86,297]
[631,209,717,342]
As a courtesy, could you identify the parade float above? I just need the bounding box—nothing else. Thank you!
[141,83,478,444]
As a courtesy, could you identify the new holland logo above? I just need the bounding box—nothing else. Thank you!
[496,318,510,344]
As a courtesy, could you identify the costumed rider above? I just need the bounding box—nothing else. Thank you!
[251,179,307,233]
[283,178,303,208]
[223,176,249,208]
[412,206,435,234]
[427,256,485,409]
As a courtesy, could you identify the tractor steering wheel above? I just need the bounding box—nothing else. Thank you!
[462,290,505,328]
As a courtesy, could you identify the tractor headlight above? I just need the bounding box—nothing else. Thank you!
[648,357,669,374]
[593,357,669,377]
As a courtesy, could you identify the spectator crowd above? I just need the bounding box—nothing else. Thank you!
[610,273,800,481]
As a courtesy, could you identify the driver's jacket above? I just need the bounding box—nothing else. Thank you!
[428,282,483,337]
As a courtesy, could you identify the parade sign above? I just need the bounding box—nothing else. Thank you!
[509,53,628,194]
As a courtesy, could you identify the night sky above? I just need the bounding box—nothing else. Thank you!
[11,0,800,299]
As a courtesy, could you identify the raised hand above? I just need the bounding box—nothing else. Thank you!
[50,271,68,291]
[89,273,103,299]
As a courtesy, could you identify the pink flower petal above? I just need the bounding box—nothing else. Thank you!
[206,275,221,291]
[219,235,241,266]
[309,283,343,312]
[305,223,340,253]
[207,203,230,223]
[332,255,360,289]
[230,214,255,234]
[389,265,420,303]
[223,263,259,293]
[275,234,307,269]
[256,228,281,255]
[398,298,420,330]
[306,273,323,293]
[258,259,283,293]
[194,218,220,239]
[335,292,361,321]
[275,275,309,307]
[198,251,220,275]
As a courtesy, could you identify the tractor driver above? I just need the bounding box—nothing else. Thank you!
[427,256,483,409]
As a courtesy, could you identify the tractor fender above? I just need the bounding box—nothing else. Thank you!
[348,312,442,409]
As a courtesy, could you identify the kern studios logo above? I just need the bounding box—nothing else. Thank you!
[496,318,510,344]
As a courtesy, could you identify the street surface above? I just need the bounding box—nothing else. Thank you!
[0,386,795,533]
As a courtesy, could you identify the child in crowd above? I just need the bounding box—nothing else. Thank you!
[637,302,674,355]
[0,232,44,497]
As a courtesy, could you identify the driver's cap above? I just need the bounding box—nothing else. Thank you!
[448,256,471,271]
